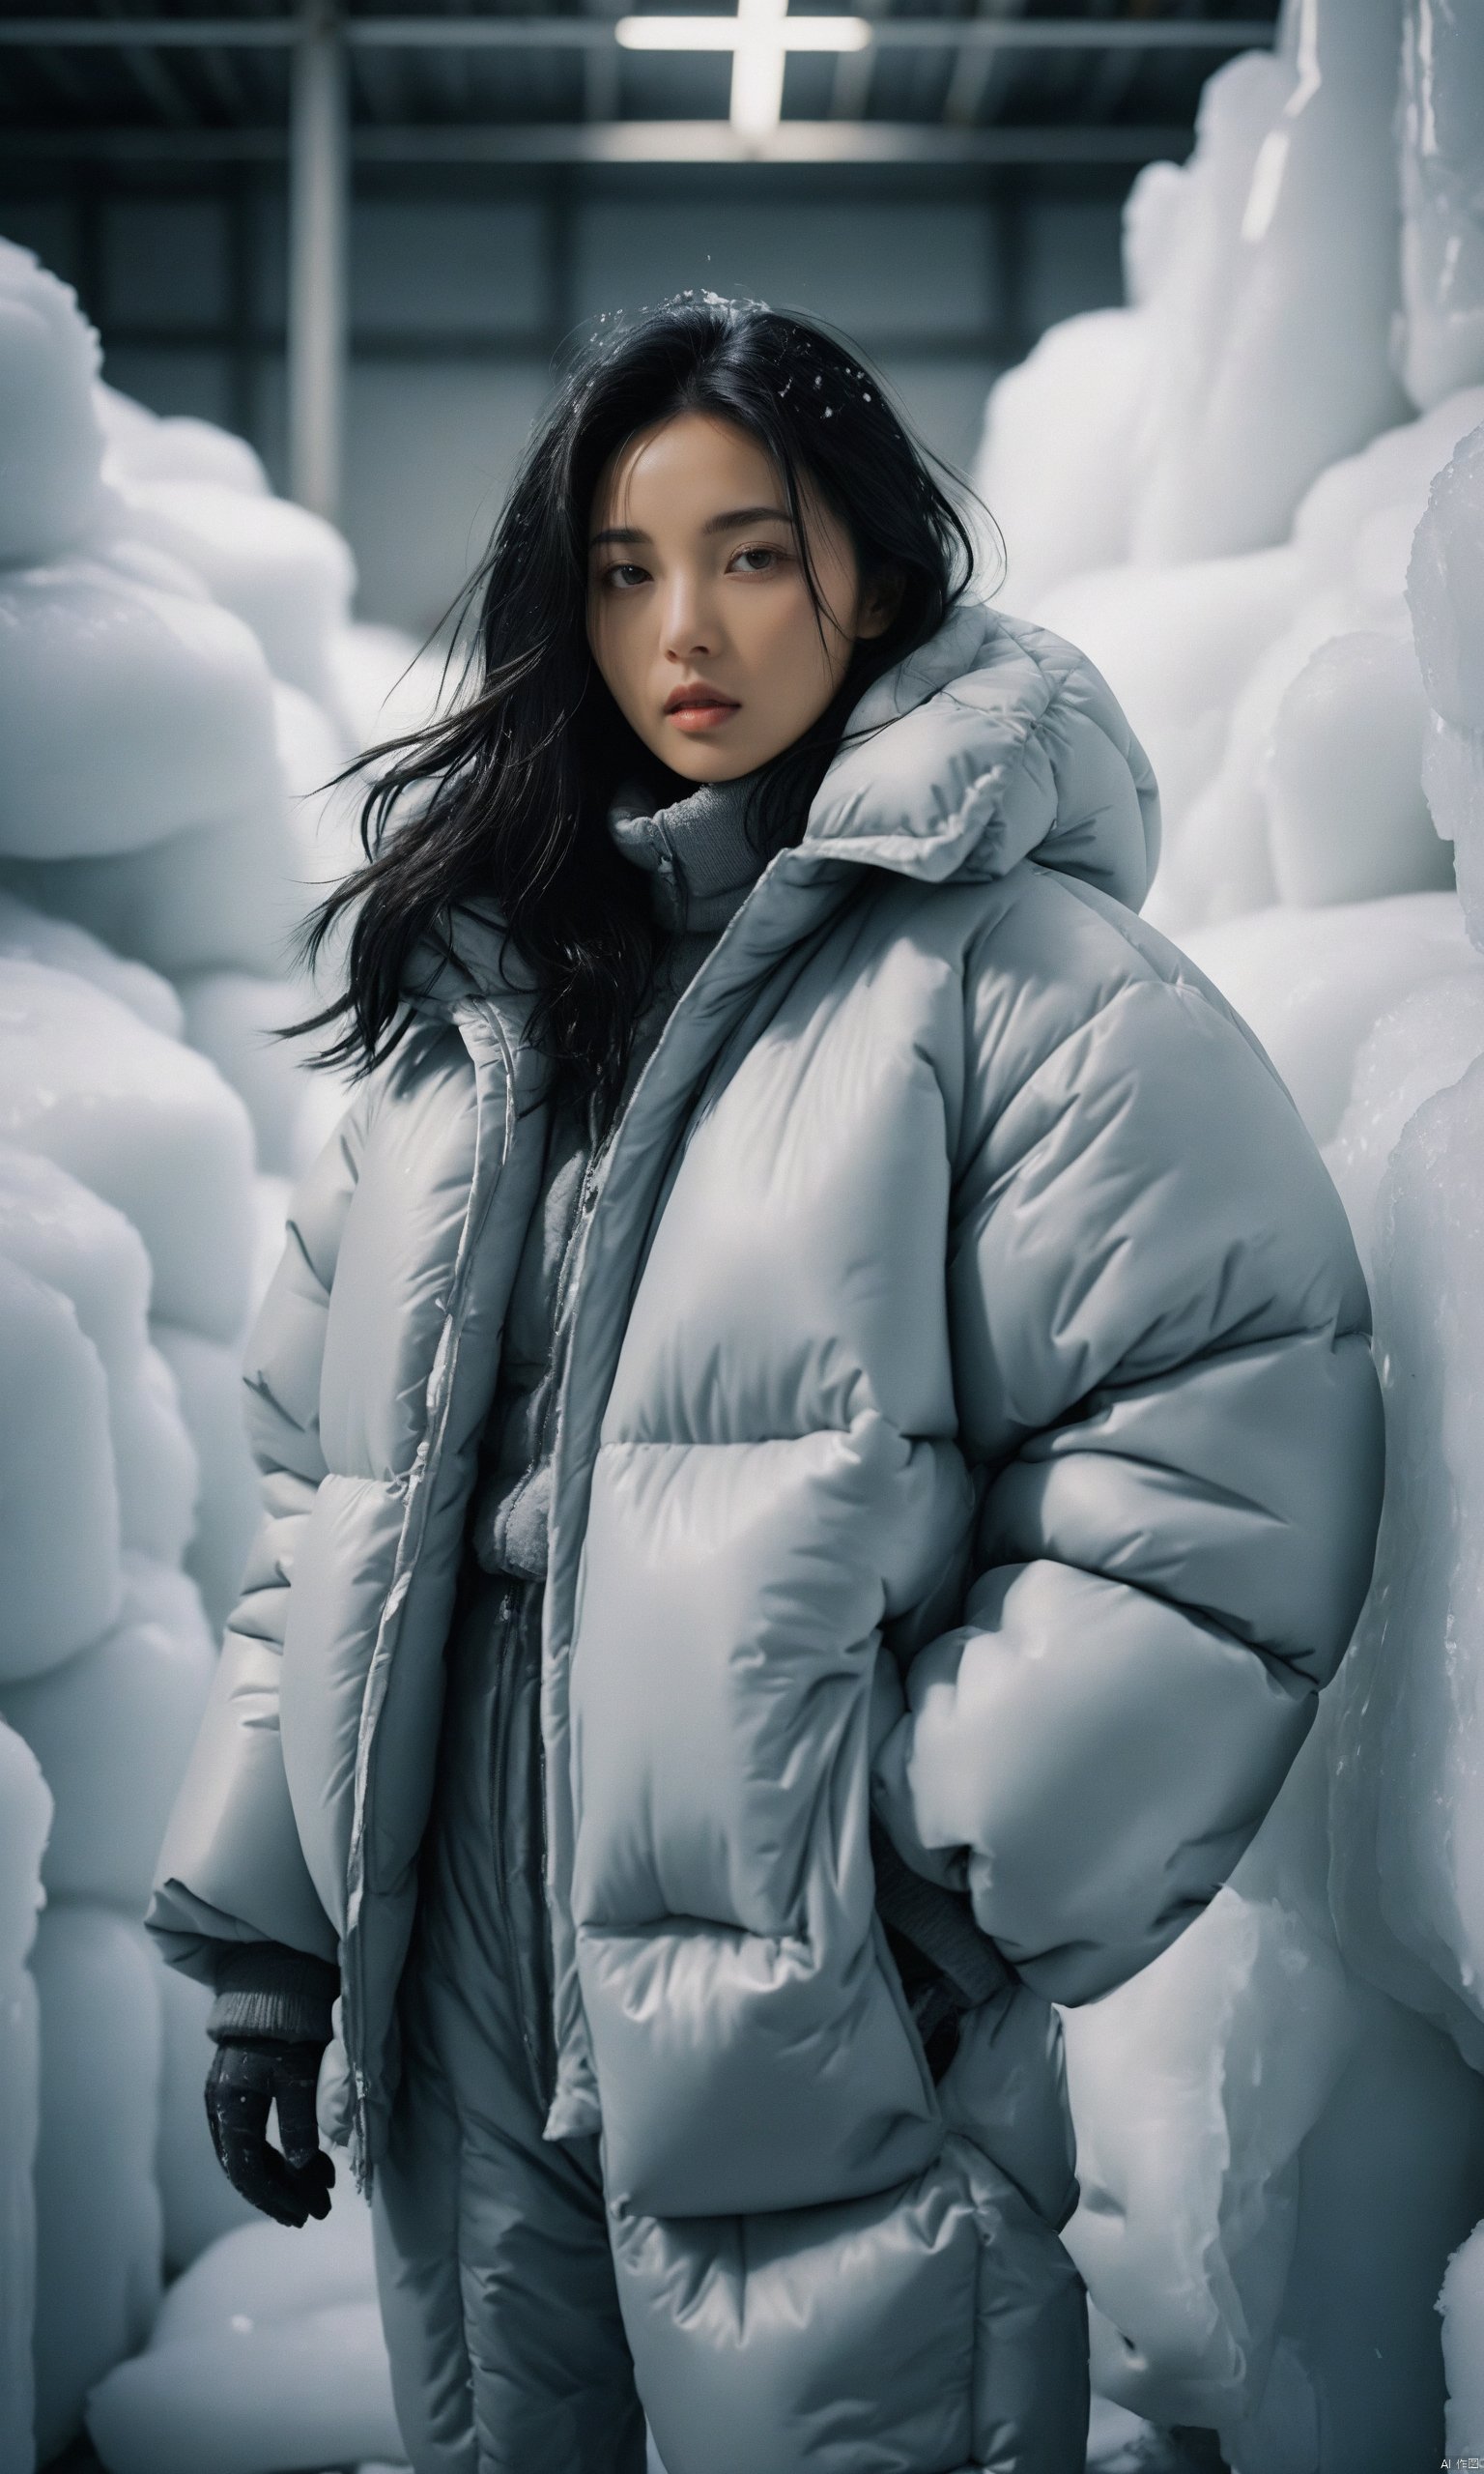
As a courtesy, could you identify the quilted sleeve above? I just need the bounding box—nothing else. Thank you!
[146,1080,376,1985]
[871,880,1385,2006]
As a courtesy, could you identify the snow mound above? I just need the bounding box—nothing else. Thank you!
[152,2193,378,2342]
[1408,424,1484,739]
[972,309,1153,610]
[1011,391,1484,944]
[2,784,315,982]
[87,2197,403,2474]
[0,888,183,1036]
[1440,2223,1484,2460]
[178,971,320,1181]
[984,7,1409,590]
[1181,889,1472,1146]
[115,476,356,706]
[1265,631,1451,907]
[1324,964,1484,1252]
[0,1248,121,1680]
[1293,385,1484,588]
[1068,1690,1484,2468]
[327,618,448,753]
[1329,1050,1484,2072]
[0,554,280,859]
[89,2302,401,2474]
[0,958,254,1338]
[970,9,1484,2457]
[150,1320,260,1638]
[0,1144,196,1561]
[0,238,105,565]
[97,380,269,498]
[275,677,358,866]
[1038,547,1302,840]
[1409,420,1484,944]
[1130,13,1407,561]
[0,1557,214,1911]
[271,678,365,998]
[1215,1981,1484,2473]
[1063,1722,1354,2433]
[1397,3,1484,413]
[0,230,386,2464]
[0,1722,50,2474]
[33,1905,162,2463]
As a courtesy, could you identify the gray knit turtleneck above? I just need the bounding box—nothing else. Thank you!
[606,768,769,935]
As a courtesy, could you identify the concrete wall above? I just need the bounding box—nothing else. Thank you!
[0,179,1126,637]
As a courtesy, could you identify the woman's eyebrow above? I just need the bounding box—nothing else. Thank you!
[701,504,795,534]
[588,504,795,549]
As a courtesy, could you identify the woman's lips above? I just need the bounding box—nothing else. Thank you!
[664,693,740,733]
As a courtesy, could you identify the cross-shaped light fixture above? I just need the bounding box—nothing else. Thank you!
[616,0,870,140]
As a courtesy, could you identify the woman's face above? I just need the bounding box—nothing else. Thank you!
[585,410,895,784]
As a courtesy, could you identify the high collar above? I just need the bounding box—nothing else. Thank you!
[606,769,770,935]
[400,598,1160,1023]
[796,596,1157,894]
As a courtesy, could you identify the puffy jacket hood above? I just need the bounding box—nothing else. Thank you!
[802,596,1158,897]
[403,599,1160,1025]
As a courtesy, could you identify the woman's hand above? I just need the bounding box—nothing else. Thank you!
[205,2037,335,2228]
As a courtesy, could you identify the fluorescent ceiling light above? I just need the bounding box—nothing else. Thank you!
[616,15,869,48]
[616,0,870,139]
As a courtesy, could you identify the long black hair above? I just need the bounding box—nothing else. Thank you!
[286,294,993,1116]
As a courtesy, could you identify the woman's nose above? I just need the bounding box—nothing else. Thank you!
[660,570,719,663]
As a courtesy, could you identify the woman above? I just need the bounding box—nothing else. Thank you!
[149,298,1384,2474]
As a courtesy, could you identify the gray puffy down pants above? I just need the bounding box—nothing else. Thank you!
[371,1564,649,2474]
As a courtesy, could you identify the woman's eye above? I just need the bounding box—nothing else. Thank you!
[729,544,787,574]
[599,561,649,590]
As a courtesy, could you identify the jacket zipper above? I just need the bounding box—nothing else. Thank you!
[499,1088,607,2112]
[487,1579,552,2107]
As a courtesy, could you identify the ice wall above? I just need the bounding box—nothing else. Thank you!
[0,237,105,564]
[0,235,427,2470]
[1132,0,1408,561]
[971,0,1484,2462]
[0,1725,51,2474]
[1395,2,1484,413]
[978,0,1408,598]
[1326,420,1484,2064]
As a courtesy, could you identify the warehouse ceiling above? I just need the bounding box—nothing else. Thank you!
[1,3,1280,169]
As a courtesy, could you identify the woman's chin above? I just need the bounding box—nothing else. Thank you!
[658,744,761,786]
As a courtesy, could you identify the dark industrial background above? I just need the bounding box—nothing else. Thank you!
[0,4,1278,635]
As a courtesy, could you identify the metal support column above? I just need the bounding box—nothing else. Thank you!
[288,0,346,522]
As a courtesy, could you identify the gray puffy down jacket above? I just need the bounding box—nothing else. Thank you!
[149,598,1384,2472]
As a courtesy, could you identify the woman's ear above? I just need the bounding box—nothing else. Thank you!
[857,568,904,642]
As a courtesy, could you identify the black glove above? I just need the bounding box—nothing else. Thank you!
[205,2036,335,2229]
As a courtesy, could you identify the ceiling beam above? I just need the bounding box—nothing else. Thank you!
[0,117,1194,164]
[945,0,1025,130]
[0,15,1277,49]
[829,0,885,122]
[80,317,1028,360]
[0,16,300,43]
